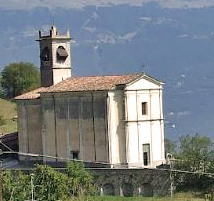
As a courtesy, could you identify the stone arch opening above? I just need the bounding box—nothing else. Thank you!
[122,183,134,197]
[141,183,153,196]
[102,183,115,196]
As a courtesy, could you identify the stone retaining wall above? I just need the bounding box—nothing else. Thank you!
[91,168,170,197]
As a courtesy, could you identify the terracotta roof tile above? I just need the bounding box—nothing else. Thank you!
[42,75,140,93]
[15,73,163,100]
[14,87,47,100]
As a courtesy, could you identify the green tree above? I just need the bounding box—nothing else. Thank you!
[1,62,40,98]
[178,134,214,171]
[165,138,176,156]
[174,134,214,191]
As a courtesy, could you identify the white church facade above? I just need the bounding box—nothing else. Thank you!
[15,26,165,168]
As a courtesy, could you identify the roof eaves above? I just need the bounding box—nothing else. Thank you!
[40,89,110,94]
[143,74,164,85]
[14,87,47,100]
[125,72,164,87]
[123,73,144,86]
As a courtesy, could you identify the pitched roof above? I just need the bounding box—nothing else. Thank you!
[42,74,140,93]
[15,73,163,100]
[14,87,47,100]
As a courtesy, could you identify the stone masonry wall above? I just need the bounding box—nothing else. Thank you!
[91,168,170,197]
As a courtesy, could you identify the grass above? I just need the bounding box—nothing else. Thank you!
[69,193,205,201]
[0,98,17,135]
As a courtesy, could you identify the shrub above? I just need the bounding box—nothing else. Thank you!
[66,161,98,197]
[2,170,31,201]
[2,162,97,201]
[33,164,69,201]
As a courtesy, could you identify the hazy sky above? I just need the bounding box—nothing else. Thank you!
[1,0,214,10]
[1,0,214,139]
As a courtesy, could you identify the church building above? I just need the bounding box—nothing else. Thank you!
[15,26,165,168]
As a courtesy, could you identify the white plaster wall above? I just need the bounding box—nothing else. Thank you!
[108,91,126,165]
[150,90,162,119]
[151,121,163,160]
[136,91,151,121]
[125,122,140,167]
[125,91,137,120]
[52,40,72,85]
[124,76,165,168]
[53,68,71,85]
[126,76,162,90]
[52,41,71,69]
[139,122,151,143]
[138,121,151,167]
[150,122,165,167]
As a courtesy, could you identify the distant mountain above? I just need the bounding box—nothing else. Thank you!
[1,3,214,140]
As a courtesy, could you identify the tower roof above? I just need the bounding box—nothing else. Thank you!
[37,26,72,41]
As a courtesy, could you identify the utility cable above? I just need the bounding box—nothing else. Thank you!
[0,140,14,152]
[1,151,214,178]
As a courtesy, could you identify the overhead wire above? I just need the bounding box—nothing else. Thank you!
[0,140,14,152]
[1,151,214,178]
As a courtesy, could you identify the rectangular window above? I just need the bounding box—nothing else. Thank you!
[143,144,150,166]
[70,150,79,160]
[142,102,148,115]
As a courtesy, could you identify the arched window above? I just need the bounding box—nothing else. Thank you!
[122,183,133,197]
[41,47,50,61]
[102,183,115,196]
[141,183,153,196]
[56,46,68,61]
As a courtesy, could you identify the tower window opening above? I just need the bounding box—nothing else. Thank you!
[57,46,68,61]
[41,47,50,61]
[142,102,148,115]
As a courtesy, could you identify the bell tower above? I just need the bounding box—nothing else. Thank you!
[37,26,73,87]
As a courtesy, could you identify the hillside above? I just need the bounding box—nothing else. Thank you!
[1,4,214,140]
[0,98,17,136]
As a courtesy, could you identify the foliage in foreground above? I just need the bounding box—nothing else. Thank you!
[167,134,214,192]
[2,171,31,201]
[2,161,97,201]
